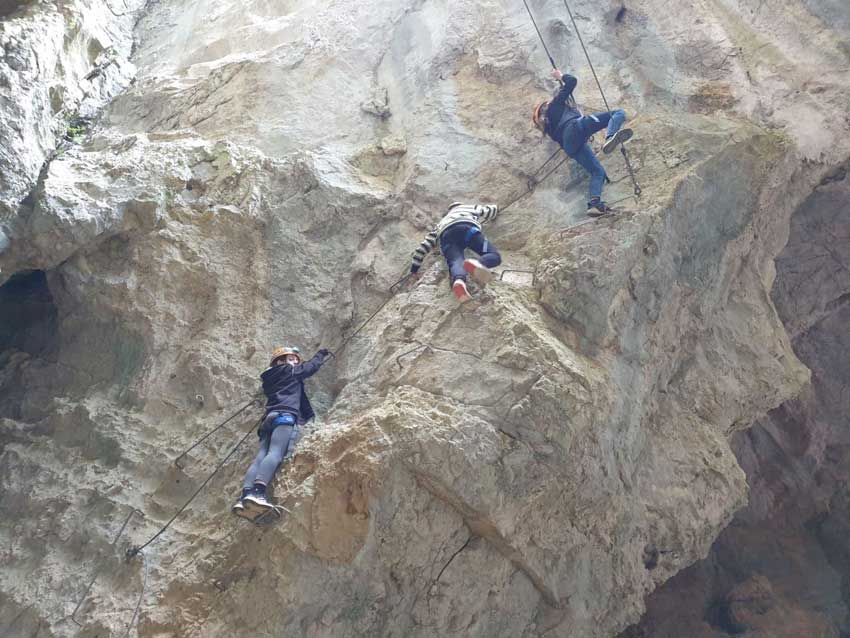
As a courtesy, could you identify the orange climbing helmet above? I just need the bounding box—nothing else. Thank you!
[270,346,302,366]
[533,101,549,131]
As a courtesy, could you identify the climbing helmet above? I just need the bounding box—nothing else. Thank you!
[270,346,302,366]
[533,101,549,131]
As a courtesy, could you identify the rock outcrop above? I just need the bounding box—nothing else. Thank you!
[620,164,850,638]
[0,1,848,637]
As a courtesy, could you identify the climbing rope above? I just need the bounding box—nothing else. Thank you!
[559,0,608,111]
[520,0,558,70]
[127,416,262,558]
[501,155,570,212]
[173,395,263,469]
[70,508,140,627]
[328,273,411,359]
[122,549,148,638]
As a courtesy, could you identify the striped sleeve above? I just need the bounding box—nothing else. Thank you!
[474,204,499,224]
[410,229,438,272]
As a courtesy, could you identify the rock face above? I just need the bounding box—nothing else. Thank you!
[0,1,848,638]
[0,0,138,221]
[620,165,850,638]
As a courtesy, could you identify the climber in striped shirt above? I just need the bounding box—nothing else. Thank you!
[409,202,502,303]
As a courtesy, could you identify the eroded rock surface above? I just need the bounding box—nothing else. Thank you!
[1,1,849,637]
[0,0,140,223]
[621,165,850,638]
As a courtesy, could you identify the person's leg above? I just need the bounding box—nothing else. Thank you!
[233,433,271,515]
[440,225,469,284]
[466,231,501,268]
[462,229,500,286]
[604,109,626,138]
[282,425,301,461]
[242,435,271,490]
[571,143,608,201]
[601,109,632,153]
[579,112,613,138]
[254,423,294,487]
[440,224,474,302]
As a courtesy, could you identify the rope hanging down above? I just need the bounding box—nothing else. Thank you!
[127,417,261,558]
[520,0,558,69]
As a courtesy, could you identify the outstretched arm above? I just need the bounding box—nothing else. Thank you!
[410,229,438,273]
[550,69,577,107]
[292,349,330,379]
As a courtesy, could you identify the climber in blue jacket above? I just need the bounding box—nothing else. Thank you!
[233,345,329,520]
[533,69,633,216]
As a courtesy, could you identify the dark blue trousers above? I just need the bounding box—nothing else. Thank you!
[562,109,626,200]
[439,223,501,285]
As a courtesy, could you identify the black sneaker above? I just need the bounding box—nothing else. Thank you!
[586,199,614,217]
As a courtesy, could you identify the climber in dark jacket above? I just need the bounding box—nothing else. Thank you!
[233,345,329,519]
[533,69,633,216]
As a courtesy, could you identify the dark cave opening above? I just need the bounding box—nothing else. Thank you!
[0,269,58,359]
[617,166,850,638]
[0,0,30,18]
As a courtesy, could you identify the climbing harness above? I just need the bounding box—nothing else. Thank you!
[520,0,643,197]
[127,416,262,558]
[173,395,263,470]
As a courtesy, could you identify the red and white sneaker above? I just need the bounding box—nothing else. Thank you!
[452,279,472,303]
[463,259,495,286]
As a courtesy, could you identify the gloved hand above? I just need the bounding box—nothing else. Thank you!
[318,348,331,359]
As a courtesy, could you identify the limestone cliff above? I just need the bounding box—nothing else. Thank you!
[0,1,848,637]
[620,165,850,638]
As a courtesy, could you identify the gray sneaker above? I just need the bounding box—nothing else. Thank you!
[602,128,633,154]
[232,488,252,518]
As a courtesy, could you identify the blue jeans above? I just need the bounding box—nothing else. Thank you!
[562,109,626,201]
[439,223,501,285]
